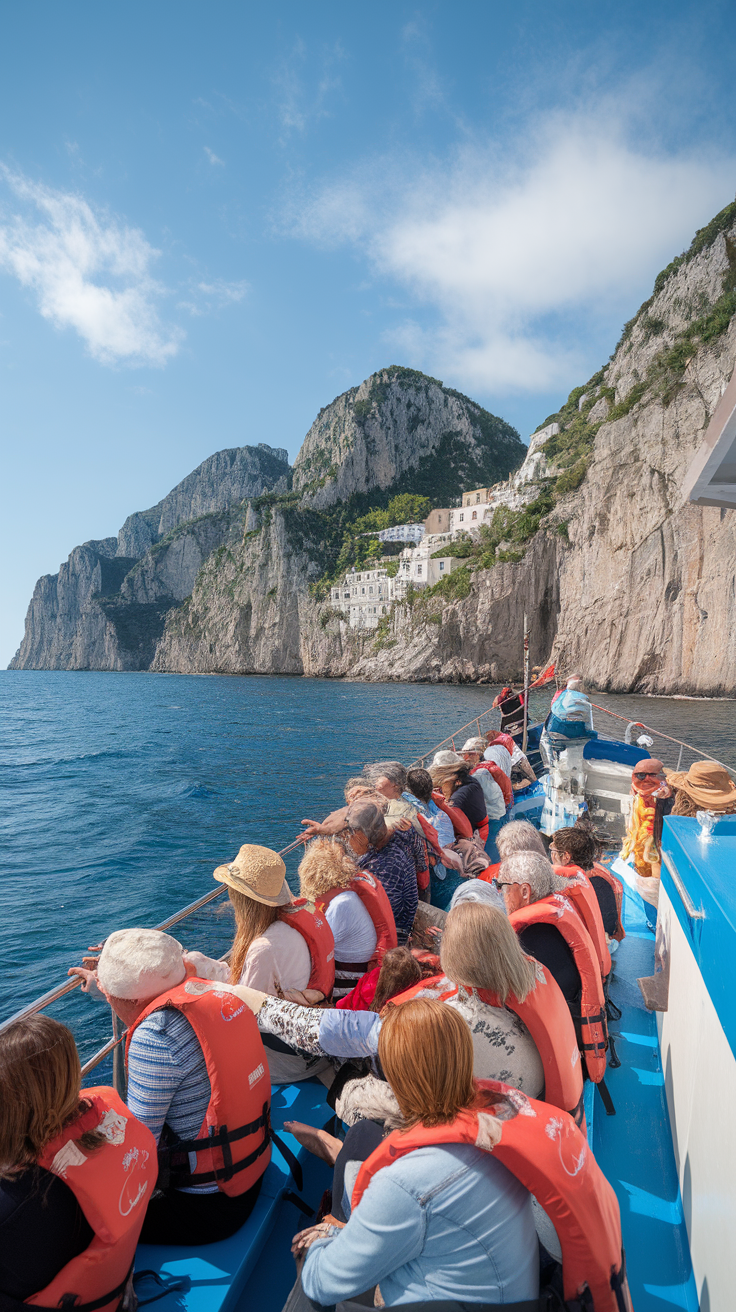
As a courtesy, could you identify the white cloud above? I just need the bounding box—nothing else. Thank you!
[291,110,735,392]
[0,166,181,366]
[179,278,248,316]
[204,146,225,166]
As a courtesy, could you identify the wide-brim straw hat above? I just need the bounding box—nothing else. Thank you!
[213,844,291,906]
[665,760,736,809]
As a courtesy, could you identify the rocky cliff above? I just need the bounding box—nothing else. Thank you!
[12,202,736,694]
[154,205,736,695]
[9,444,290,670]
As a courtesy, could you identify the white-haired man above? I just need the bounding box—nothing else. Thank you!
[460,737,507,859]
[496,851,609,1084]
[495,853,581,1005]
[70,928,271,1246]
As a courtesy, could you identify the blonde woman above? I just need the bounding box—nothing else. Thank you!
[299,838,397,999]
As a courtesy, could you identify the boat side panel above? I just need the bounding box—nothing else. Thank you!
[657,880,736,1312]
[591,878,698,1312]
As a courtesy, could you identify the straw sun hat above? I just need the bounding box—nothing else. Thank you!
[213,844,291,906]
[665,760,736,809]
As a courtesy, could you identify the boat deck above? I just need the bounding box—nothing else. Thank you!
[596,871,697,1312]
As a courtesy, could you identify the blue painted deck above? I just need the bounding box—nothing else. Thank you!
[594,874,697,1311]
[134,1079,333,1312]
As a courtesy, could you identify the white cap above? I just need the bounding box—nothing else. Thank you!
[432,750,465,767]
[97,928,186,1002]
[461,738,486,753]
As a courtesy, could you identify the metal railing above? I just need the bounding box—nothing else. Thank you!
[588,702,728,771]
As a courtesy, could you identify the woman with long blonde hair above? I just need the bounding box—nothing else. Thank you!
[298,838,391,998]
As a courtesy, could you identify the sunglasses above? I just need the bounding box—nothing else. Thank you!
[634,771,662,779]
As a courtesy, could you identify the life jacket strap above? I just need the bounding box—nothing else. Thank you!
[0,1266,134,1312]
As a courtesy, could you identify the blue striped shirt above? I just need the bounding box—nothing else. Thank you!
[127,1008,216,1193]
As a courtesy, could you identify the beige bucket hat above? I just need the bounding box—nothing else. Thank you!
[213,843,291,906]
[665,760,736,809]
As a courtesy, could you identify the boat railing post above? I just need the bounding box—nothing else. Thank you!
[675,744,684,771]
[111,1010,127,1100]
[522,612,530,754]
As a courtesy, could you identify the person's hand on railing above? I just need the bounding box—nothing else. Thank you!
[67,965,104,999]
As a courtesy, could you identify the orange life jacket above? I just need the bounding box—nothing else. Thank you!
[316,872,398,969]
[278,899,336,997]
[126,980,272,1196]
[510,895,608,1083]
[553,865,612,980]
[352,1080,627,1312]
[590,862,626,942]
[391,970,583,1123]
[471,761,513,808]
[415,812,443,858]
[26,1087,157,1312]
[431,791,474,840]
[478,860,500,883]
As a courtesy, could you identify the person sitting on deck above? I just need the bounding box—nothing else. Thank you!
[284,1001,541,1311]
[362,761,424,836]
[495,853,608,1084]
[344,798,424,946]
[72,928,272,1246]
[460,737,508,859]
[553,824,626,945]
[479,817,548,883]
[547,675,595,740]
[430,752,488,845]
[0,1015,156,1309]
[297,838,397,1001]
[666,760,736,817]
[483,729,513,776]
[285,999,628,1312]
[299,779,412,842]
[403,766,465,908]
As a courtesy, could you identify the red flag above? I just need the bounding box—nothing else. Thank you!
[529,662,555,689]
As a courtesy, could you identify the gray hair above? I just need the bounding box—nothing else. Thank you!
[363,760,408,792]
[496,821,547,860]
[440,902,536,1002]
[345,798,388,846]
[499,852,557,902]
[449,879,506,913]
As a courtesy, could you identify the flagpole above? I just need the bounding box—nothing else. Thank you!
[522,613,530,754]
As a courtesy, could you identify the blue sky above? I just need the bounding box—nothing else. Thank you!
[2,0,736,664]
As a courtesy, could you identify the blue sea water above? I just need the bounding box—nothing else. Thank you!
[2,670,735,1066]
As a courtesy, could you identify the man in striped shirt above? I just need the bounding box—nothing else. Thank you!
[77,928,268,1246]
[344,799,425,943]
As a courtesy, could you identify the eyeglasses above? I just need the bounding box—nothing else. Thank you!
[493,880,514,890]
[634,772,662,779]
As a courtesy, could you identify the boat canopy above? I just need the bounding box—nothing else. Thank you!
[683,365,736,508]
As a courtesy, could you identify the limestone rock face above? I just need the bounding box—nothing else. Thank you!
[292,368,523,508]
[116,445,289,557]
[10,446,290,670]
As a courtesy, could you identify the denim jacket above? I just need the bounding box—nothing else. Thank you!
[301,1141,539,1307]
